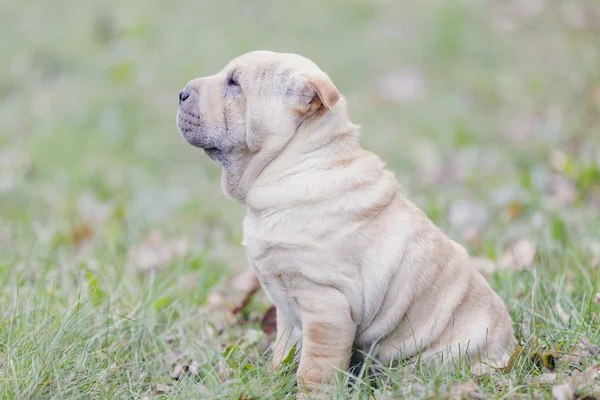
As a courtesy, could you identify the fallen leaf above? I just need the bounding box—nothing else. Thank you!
[231,285,260,314]
[155,383,169,395]
[462,225,482,248]
[171,364,183,380]
[215,359,233,381]
[526,373,557,385]
[204,267,262,332]
[507,201,525,221]
[552,383,574,400]
[504,114,540,143]
[261,306,277,335]
[505,346,557,372]
[127,230,188,272]
[568,365,600,386]
[547,174,577,207]
[498,239,536,270]
[164,350,184,365]
[558,349,587,369]
[70,222,93,248]
[187,361,200,375]
[579,336,599,356]
[171,361,201,381]
[449,380,479,400]
[471,256,497,278]
[560,2,586,29]
[449,200,489,230]
[531,350,557,370]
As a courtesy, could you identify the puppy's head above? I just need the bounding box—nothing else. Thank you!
[176,51,340,167]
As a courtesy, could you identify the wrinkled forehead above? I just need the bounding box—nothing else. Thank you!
[222,51,321,78]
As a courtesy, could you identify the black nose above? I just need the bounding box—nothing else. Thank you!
[179,88,190,105]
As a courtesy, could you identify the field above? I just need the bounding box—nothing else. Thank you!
[1,0,599,398]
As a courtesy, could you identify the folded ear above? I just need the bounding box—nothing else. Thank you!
[308,74,340,110]
[293,72,340,114]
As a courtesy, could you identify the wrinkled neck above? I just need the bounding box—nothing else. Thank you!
[223,98,361,206]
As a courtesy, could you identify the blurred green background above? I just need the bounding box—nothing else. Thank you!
[1,0,599,398]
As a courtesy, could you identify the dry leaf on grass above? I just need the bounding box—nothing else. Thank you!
[579,336,599,356]
[70,222,93,249]
[127,230,188,272]
[471,256,497,278]
[171,361,201,380]
[171,364,184,380]
[559,336,600,369]
[204,267,261,331]
[449,380,480,400]
[526,373,557,385]
[566,365,600,388]
[547,174,577,207]
[164,350,184,365]
[261,306,277,335]
[499,238,536,270]
[155,383,170,395]
[552,383,574,400]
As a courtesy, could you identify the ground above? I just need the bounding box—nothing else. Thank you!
[0,0,599,398]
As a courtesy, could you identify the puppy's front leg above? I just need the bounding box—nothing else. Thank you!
[295,285,356,394]
[272,306,299,372]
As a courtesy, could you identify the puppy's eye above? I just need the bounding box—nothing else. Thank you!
[228,77,240,87]
[226,74,242,98]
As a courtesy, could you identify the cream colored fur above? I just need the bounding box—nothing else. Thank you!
[177,51,516,395]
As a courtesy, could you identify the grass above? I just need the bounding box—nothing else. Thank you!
[1,0,599,398]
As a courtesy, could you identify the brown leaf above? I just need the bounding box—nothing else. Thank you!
[507,201,525,221]
[127,231,188,272]
[450,380,479,400]
[203,267,262,332]
[579,336,599,356]
[504,114,540,143]
[261,306,277,335]
[471,256,497,278]
[171,361,201,381]
[526,373,557,385]
[566,365,600,388]
[164,350,184,365]
[171,364,183,380]
[231,285,260,314]
[552,383,574,400]
[215,360,233,381]
[547,174,577,207]
[462,226,482,248]
[70,222,93,248]
[155,383,169,395]
[499,239,536,270]
[187,361,200,375]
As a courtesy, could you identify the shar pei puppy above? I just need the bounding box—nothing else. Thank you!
[177,50,516,395]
